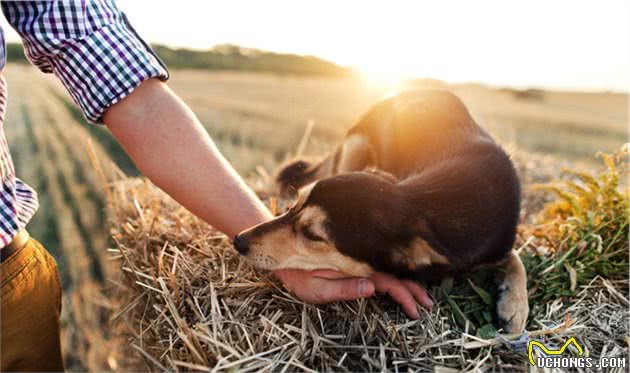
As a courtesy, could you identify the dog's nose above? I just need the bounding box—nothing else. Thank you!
[233,234,250,255]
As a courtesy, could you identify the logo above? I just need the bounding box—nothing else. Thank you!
[528,337,584,366]
[528,337,626,369]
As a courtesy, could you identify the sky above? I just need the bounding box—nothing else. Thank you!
[2,0,629,91]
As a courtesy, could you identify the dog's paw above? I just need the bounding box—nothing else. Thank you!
[275,159,312,195]
[496,284,529,333]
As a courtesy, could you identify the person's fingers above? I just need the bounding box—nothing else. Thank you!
[306,277,375,303]
[272,269,302,292]
[385,283,420,319]
[272,268,298,283]
[273,269,374,304]
[274,268,349,281]
[370,272,419,319]
[402,280,434,310]
[369,272,399,292]
[310,269,353,280]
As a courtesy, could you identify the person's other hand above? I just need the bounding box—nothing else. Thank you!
[273,269,433,319]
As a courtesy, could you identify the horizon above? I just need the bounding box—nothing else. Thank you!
[2,0,629,92]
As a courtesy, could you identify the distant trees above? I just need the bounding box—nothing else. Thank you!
[6,42,349,76]
[152,44,350,76]
[6,42,28,64]
[500,87,546,101]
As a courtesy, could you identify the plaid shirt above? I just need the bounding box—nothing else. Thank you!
[0,0,169,247]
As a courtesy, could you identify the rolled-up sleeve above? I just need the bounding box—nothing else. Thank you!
[2,0,169,123]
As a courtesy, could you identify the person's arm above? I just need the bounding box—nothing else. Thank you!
[104,79,269,236]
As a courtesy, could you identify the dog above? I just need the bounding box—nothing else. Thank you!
[234,90,529,333]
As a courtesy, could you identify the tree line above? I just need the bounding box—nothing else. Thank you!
[6,42,350,77]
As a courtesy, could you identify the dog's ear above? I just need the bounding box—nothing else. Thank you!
[275,159,314,196]
[364,168,398,184]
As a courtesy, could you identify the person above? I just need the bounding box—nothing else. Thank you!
[0,1,432,371]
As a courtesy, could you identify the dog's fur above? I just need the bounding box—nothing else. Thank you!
[234,90,529,332]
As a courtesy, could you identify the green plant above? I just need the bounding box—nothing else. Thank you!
[526,146,629,302]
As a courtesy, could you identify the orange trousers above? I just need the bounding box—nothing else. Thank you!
[1,238,64,372]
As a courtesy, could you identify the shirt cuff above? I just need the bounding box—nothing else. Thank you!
[50,16,169,124]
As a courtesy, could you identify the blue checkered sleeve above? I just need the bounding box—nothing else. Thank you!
[2,0,169,123]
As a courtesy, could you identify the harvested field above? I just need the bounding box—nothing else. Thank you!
[4,66,123,371]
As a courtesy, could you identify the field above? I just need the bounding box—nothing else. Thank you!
[3,64,628,371]
[164,69,627,173]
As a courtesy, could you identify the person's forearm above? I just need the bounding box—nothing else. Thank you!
[103,79,272,237]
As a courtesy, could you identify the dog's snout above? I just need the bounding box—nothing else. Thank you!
[233,234,250,255]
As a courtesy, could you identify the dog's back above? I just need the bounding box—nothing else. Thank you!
[349,90,491,178]
[349,91,521,271]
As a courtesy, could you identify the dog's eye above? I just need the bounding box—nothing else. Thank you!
[301,226,325,242]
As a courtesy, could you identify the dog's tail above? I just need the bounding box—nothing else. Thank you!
[494,251,529,333]
[275,152,337,196]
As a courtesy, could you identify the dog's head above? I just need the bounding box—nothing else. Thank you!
[234,171,407,276]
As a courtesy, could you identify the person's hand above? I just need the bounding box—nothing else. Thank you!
[273,269,433,319]
[369,272,433,319]
[273,269,375,303]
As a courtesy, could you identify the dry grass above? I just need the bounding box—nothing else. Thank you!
[105,148,628,372]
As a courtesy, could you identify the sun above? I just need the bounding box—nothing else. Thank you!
[354,63,410,90]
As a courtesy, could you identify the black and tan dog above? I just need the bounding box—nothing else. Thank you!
[234,90,528,332]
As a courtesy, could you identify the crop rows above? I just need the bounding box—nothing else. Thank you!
[6,67,118,371]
